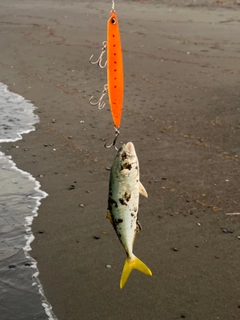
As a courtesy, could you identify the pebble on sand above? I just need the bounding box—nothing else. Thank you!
[221,228,233,234]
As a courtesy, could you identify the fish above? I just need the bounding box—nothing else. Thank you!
[107,142,152,288]
[107,9,124,131]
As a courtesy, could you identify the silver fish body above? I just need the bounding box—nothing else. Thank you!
[107,142,152,288]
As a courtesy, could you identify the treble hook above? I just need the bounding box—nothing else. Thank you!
[104,127,120,150]
[89,84,108,110]
[89,41,107,69]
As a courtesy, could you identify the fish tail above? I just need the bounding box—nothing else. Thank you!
[120,254,152,289]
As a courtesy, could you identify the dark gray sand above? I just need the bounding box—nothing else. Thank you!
[1,0,240,319]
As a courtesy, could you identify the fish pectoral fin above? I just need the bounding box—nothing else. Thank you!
[106,210,113,225]
[120,255,152,289]
[139,181,148,198]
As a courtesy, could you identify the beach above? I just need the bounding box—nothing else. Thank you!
[1,0,240,319]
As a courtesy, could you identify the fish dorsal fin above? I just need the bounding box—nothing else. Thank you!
[139,182,148,198]
[106,210,113,225]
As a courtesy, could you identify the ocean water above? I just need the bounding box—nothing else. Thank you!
[0,83,56,320]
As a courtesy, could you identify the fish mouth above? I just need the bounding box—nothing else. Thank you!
[125,142,135,155]
[117,142,138,171]
[120,142,136,157]
[118,142,136,162]
[117,142,136,162]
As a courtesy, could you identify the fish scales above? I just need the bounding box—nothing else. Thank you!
[108,150,139,254]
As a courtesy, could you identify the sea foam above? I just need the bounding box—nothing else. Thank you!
[0,83,56,320]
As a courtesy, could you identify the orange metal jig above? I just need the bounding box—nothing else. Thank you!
[107,9,124,132]
[89,2,124,149]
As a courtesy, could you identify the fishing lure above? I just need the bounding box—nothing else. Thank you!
[89,1,124,149]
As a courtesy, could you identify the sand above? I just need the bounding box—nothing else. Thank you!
[1,0,240,319]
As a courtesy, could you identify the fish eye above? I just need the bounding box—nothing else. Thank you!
[111,18,116,25]
[121,151,127,160]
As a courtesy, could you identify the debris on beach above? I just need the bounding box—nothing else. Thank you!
[221,227,234,234]
[226,212,240,216]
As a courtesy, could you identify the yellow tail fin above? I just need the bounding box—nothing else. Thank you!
[120,255,152,289]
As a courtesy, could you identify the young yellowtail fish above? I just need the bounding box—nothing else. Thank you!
[107,142,152,288]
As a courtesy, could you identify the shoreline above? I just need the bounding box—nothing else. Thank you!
[1,1,240,319]
[0,82,55,320]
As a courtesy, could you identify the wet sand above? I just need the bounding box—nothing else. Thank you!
[1,0,240,319]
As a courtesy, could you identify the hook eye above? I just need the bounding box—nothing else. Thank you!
[111,18,116,25]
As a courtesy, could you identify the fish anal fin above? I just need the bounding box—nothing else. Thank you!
[136,219,142,232]
[132,220,142,246]
[106,210,113,225]
[139,182,148,198]
[120,255,152,289]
